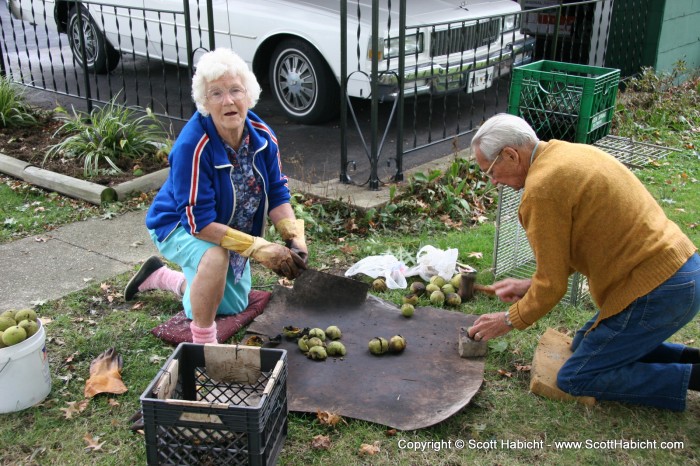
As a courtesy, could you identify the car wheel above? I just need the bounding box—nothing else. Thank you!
[67,6,119,73]
[270,39,339,124]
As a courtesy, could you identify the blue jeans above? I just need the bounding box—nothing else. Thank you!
[557,253,700,411]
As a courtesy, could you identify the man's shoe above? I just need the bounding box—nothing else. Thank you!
[124,256,164,301]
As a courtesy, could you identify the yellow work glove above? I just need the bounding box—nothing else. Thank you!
[220,227,306,279]
[84,348,128,398]
[275,218,308,264]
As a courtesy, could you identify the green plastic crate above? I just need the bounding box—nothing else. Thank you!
[507,60,620,144]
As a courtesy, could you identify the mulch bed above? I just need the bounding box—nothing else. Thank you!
[0,114,168,187]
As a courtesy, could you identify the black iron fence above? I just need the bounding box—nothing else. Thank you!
[1,0,650,189]
[0,0,212,118]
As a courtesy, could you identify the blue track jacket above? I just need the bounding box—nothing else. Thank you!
[146,110,290,242]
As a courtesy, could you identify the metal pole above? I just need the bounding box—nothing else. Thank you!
[0,39,6,77]
[392,0,406,182]
[369,0,379,190]
[206,0,215,51]
[551,0,564,59]
[74,1,93,114]
[340,0,351,183]
[183,0,196,114]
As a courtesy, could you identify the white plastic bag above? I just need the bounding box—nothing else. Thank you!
[344,254,408,289]
[404,245,458,282]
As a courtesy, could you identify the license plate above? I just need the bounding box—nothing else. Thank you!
[466,66,494,93]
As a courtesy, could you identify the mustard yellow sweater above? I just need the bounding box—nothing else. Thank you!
[508,140,696,330]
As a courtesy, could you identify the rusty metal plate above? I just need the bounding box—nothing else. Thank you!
[247,284,485,430]
[290,269,370,309]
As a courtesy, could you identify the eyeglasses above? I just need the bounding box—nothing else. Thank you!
[206,87,247,104]
[483,151,502,179]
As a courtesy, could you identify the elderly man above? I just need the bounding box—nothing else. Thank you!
[467,113,699,411]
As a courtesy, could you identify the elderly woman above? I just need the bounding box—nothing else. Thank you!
[125,48,307,343]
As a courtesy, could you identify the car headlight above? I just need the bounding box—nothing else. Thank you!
[369,33,424,60]
[503,14,520,33]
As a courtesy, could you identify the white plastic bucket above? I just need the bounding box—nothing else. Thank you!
[0,320,51,413]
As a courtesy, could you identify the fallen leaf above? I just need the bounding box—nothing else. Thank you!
[149,355,166,364]
[358,441,381,456]
[497,369,513,378]
[515,364,531,372]
[317,410,347,427]
[311,434,331,450]
[100,283,110,291]
[130,240,144,248]
[34,236,48,242]
[130,302,144,310]
[339,244,353,254]
[468,251,483,259]
[108,398,120,407]
[277,277,294,287]
[83,433,105,452]
[385,429,397,437]
[244,335,264,347]
[60,399,90,419]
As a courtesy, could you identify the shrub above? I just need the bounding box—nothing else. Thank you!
[0,75,38,128]
[45,96,170,178]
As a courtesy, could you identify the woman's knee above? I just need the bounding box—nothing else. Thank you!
[198,246,229,273]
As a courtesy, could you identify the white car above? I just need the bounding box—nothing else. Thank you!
[10,0,533,124]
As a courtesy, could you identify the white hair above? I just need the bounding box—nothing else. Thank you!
[471,113,539,161]
[191,48,261,116]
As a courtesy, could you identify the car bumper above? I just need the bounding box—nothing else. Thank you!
[375,36,536,100]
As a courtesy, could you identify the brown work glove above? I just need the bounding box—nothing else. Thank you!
[84,348,128,398]
[275,218,308,264]
[220,227,306,279]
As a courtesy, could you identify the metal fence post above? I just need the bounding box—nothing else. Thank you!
[392,0,407,182]
[183,0,196,114]
[73,0,93,114]
[369,0,379,190]
[0,39,6,77]
[339,0,351,183]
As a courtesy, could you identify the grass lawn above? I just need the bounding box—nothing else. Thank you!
[0,69,699,465]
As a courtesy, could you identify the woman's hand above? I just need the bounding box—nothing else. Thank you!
[274,217,308,264]
[467,312,513,342]
[492,278,531,303]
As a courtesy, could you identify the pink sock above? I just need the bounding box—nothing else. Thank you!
[138,267,186,297]
[190,321,218,344]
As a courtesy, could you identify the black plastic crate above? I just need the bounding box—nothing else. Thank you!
[507,60,620,144]
[140,344,287,466]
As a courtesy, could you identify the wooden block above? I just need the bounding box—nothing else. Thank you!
[530,328,596,406]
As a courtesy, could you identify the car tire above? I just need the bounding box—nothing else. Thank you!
[269,39,339,124]
[67,6,120,74]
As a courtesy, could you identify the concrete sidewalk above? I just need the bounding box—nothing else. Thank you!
[1,160,461,311]
[0,210,157,311]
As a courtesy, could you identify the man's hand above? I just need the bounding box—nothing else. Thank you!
[467,312,513,342]
[492,278,532,303]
